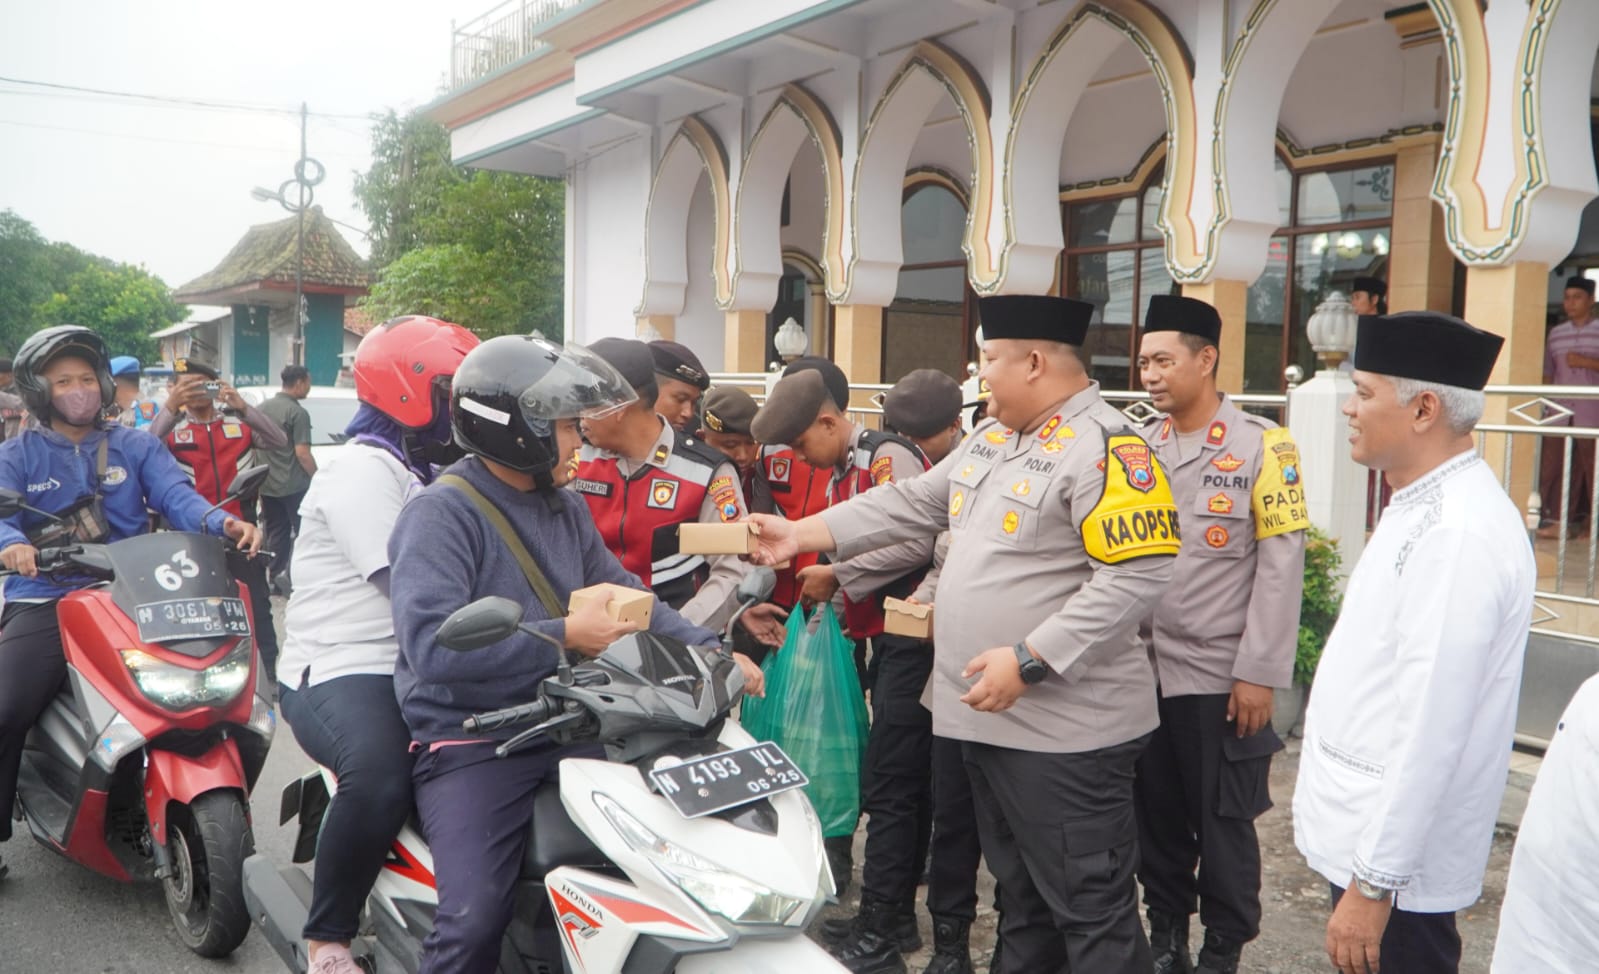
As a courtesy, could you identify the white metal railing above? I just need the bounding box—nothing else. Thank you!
[450,0,583,90]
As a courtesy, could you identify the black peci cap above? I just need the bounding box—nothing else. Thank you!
[1352,276,1387,298]
[1566,275,1596,296]
[1352,312,1503,391]
[1142,294,1221,344]
[649,340,710,391]
[976,295,1093,346]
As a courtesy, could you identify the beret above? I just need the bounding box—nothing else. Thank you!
[649,340,709,390]
[783,355,849,409]
[751,369,830,446]
[1352,312,1503,390]
[976,295,1093,345]
[1142,294,1221,344]
[701,385,757,436]
[883,369,963,437]
[586,338,656,395]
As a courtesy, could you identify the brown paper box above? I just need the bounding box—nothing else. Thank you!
[678,522,760,555]
[882,597,934,638]
[568,583,653,629]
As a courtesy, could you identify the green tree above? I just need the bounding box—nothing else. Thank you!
[38,262,185,362]
[354,109,564,338]
[0,211,51,351]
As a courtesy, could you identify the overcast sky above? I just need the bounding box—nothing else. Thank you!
[0,0,491,296]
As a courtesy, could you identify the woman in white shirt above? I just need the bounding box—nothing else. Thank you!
[276,316,479,974]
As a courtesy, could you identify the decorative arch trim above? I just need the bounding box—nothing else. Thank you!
[780,247,826,285]
[1428,0,1559,263]
[637,116,733,315]
[904,166,970,208]
[735,84,847,305]
[1006,1,1196,290]
[845,39,995,303]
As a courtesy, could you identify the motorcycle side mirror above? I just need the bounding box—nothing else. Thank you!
[737,566,776,606]
[0,488,25,519]
[437,596,524,651]
[226,465,271,502]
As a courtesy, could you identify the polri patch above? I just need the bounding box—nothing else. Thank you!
[1208,493,1233,515]
[1206,525,1229,548]
[647,478,679,510]
[1211,453,1245,472]
[1110,441,1158,494]
[768,457,790,483]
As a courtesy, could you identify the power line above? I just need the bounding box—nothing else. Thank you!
[0,116,371,156]
[0,75,375,121]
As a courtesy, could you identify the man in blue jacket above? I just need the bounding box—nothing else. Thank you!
[0,326,261,878]
[389,336,762,974]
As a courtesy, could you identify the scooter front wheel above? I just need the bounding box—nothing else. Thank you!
[162,790,255,957]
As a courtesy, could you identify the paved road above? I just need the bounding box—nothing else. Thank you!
[0,604,314,974]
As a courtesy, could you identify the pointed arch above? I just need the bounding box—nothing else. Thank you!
[1004,1,1194,294]
[844,39,995,306]
[637,116,733,316]
[729,84,847,310]
[1427,0,1599,265]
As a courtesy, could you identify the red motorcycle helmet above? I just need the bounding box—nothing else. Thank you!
[353,316,480,429]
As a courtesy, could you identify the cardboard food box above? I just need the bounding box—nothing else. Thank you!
[678,521,760,556]
[882,597,934,639]
[568,583,653,629]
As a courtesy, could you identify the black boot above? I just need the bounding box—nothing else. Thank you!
[821,904,920,952]
[920,916,974,974]
[1148,909,1193,974]
[1193,930,1242,974]
[825,834,855,897]
[829,896,909,974]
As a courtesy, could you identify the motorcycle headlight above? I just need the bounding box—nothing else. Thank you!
[593,792,804,925]
[121,639,253,711]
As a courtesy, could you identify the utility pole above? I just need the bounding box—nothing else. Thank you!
[294,102,307,367]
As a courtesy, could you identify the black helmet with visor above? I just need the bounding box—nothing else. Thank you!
[450,335,635,487]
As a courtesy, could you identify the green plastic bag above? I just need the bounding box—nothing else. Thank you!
[738,604,867,837]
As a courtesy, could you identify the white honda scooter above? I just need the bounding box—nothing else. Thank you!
[244,570,846,972]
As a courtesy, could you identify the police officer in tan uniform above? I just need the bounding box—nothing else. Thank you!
[747,295,1178,974]
[1133,294,1308,974]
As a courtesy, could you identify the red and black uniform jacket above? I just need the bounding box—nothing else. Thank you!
[830,428,932,638]
[574,432,731,610]
[165,414,255,519]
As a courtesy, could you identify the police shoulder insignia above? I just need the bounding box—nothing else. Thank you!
[1083,434,1181,564]
[985,428,1013,444]
[1207,421,1227,446]
[652,444,670,464]
[1036,415,1062,441]
[870,455,894,486]
[1252,428,1310,539]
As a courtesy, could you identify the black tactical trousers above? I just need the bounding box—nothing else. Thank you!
[964,735,1152,974]
[859,634,934,906]
[1134,693,1281,943]
[927,734,984,921]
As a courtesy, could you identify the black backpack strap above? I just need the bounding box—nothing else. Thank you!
[437,474,565,619]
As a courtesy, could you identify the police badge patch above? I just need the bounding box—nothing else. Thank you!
[647,479,679,510]
[1110,441,1158,494]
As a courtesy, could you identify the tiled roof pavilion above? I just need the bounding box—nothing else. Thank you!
[174,207,370,306]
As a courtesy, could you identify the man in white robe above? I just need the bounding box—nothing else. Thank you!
[1491,673,1599,973]
[1293,311,1535,974]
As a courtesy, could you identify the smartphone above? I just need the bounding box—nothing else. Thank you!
[203,381,222,397]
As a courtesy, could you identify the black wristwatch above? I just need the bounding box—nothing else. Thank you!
[1014,643,1048,685]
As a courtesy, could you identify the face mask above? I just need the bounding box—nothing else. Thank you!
[53,387,103,426]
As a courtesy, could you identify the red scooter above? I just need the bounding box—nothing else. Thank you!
[2,468,275,957]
